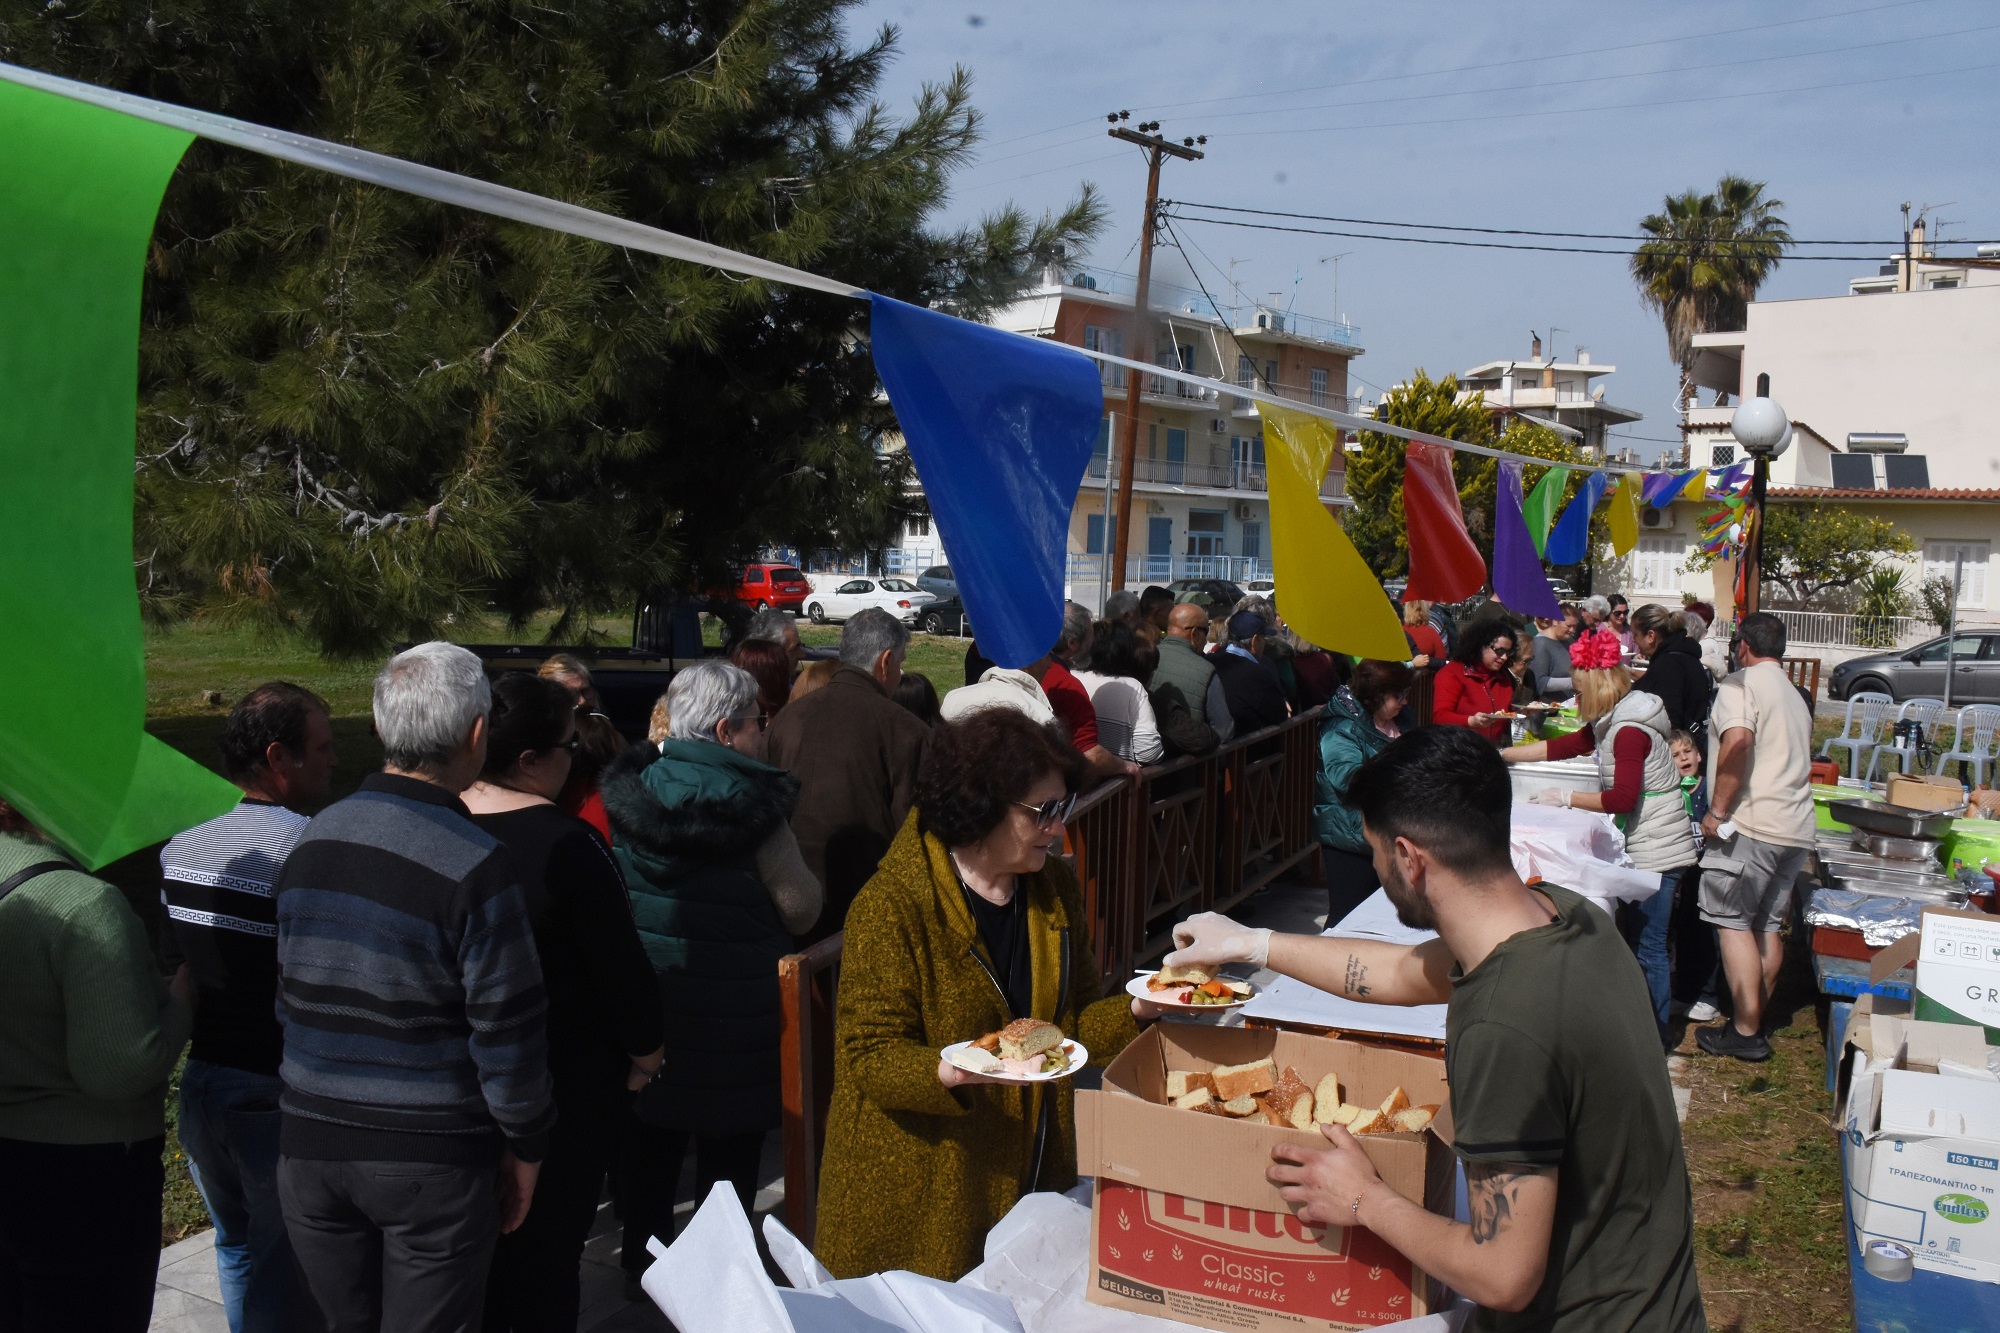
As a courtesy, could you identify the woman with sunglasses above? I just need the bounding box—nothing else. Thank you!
[460,672,665,1331]
[815,707,1142,1281]
[599,659,822,1295]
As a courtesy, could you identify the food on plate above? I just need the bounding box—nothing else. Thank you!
[954,1045,1003,1075]
[1148,962,1214,990]
[997,1018,1064,1063]
[1163,1069,1439,1137]
[1209,1058,1278,1101]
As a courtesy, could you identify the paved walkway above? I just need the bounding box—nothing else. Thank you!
[151,1136,787,1332]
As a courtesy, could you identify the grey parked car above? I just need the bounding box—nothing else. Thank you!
[916,564,958,602]
[1826,632,2000,703]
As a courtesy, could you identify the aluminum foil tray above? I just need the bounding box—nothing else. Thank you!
[1806,888,1929,947]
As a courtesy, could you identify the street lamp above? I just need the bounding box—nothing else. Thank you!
[1731,376,1789,617]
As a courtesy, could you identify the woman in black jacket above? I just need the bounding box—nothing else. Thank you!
[1631,604,1713,736]
[599,660,823,1291]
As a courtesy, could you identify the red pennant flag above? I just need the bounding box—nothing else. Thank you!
[1401,441,1486,603]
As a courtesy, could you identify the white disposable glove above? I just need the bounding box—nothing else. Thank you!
[1165,912,1272,970]
[1528,787,1570,808]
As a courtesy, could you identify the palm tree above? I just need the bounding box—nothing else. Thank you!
[1631,176,1793,418]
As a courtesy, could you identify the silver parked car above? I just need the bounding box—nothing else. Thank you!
[1826,632,2000,703]
[915,564,957,602]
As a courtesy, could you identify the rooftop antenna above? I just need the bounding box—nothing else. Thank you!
[1318,252,1353,323]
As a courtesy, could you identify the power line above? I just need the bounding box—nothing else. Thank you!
[1167,201,1999,248]
[1165,211,1903,262]
[973,0,1939,151]
[1210,54,2000,139]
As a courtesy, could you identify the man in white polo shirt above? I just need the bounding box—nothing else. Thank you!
[1695,611,1815,1062]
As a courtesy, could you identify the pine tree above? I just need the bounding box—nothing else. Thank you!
[2,0,1101,653]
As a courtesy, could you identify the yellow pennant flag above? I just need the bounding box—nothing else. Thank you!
[1678,469,1708,503]
[1256,404,1408,661]
[1608,470,1642,556]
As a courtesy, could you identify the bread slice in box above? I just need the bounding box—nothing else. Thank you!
[1219,1094,1261,1117]
[1267,1066,1316,1131]
[1209,1058,1277,1101]
[1311,1073,1343,1125]
[1392,1104,1440,1133]
[1172,1086,1223,1115]
[1165,1069,1216,1101]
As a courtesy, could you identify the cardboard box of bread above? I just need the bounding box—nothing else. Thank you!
[1075,1023,1455,1331]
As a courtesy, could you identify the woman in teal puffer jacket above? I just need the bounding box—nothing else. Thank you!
[599,660,822,1288]
[1312,659,1415,924]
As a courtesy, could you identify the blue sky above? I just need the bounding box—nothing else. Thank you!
[845,0,2000,461]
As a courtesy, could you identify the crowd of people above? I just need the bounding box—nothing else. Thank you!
[0,578,1800,1332]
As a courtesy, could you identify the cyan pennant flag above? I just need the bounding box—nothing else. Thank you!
[868,294,1102,669]
[1492,462,1561,619]
[1544,470,1610,566]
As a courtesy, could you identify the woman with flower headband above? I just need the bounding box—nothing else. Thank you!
[1499,629,1697,1048]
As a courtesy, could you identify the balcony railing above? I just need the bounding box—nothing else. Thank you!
[1232,381,1352,414]
[1065,553,1274,585]
[1771,609,1933,650]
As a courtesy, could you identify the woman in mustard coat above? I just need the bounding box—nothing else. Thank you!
[814,708,1141,1281]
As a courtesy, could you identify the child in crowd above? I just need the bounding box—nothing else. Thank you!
[1667,728,1721,1025]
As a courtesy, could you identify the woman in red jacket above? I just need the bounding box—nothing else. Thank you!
[1431,618,1518,741]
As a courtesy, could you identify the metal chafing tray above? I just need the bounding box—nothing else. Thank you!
[1826,799,1959,841]
[1854,831,1942,862]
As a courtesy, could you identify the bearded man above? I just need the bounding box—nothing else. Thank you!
[1163,727,1705,1333]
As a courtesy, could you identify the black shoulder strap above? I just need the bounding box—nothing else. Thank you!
[0,860,73,906]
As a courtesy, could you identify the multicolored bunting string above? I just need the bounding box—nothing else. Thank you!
[0,77,240,868]
[1606,471,1643,557]
[1491,462,1562,619]
[1710,461,1751,497]
[1544,471,1610,566]
[1255,405,1409,660]
[867,294,1102,670]
[1400,440,1487,603]
[1642,469,1699,507]
[1695,493,1751,557]
[1521,465,1569,559]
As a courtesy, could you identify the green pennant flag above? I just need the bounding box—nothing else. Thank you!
[1521,465,1571,560]
[0,78,239,868]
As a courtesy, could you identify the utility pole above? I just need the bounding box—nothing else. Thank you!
[1105,112,1203,592]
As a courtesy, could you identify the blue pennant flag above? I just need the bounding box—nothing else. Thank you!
[867,294,1103,669]
[1544,471,1610,566]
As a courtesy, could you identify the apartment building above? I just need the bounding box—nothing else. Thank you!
[887,263,1361,598]
[1456,333,1644,455]
[1602,228,2000,635]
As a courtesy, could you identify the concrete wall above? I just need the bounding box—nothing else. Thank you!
[1735,283,2000,489]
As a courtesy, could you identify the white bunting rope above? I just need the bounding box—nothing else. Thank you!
[0,61,865,300]
[4,59,1651,477]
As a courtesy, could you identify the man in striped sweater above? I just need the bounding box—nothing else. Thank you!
[161,682,336,1333]
[274,642,554,1332]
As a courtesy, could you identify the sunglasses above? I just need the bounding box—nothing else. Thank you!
[1014,793,1079,830]
[731,711,770,732]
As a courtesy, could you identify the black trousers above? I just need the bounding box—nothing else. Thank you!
[0,1134,163,1333]
[481,1106,613,1333]
[618,1121,766,1278]
[1323,844,1382,928]
[278,1156,498,1333]
[1669,864,1723,1008]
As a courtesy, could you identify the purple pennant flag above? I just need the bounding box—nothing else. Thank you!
[1492,461,1562,619]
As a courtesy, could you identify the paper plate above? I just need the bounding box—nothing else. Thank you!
[1125,973,1256,1011]
[940,1038,1088,1083]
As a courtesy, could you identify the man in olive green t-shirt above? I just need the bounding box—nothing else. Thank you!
[1165,727,1704,1332]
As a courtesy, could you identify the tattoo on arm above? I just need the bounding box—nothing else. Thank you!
[1466,1164,1533,1244]
[1342,953,1371,998]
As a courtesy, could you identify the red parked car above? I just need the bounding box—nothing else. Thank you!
[730,562,811,612]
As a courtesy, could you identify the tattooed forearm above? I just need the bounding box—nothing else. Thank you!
[1467,1165,1534,1244]
[1343,953,1371,998]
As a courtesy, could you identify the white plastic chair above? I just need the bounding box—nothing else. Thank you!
[1821,691,1894,781]
[1934,704,2000,788]
[1866,697,1949,782]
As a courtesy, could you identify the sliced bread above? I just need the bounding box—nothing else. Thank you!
[1165,1069,1216,1101]
[1311,1073,1343,1124]
[1210,1058,1277,1101]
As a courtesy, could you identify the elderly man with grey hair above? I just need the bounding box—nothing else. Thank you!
[743,606,804,670]
[765,607,931,938]
[272,642,555,1332]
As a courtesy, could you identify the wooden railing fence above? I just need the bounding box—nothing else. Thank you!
[774,706,1327,1247]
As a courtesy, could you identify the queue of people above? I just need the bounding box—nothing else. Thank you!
[2,586,1768,1333]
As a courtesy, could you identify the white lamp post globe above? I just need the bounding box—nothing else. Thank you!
[1731,397,1790,457]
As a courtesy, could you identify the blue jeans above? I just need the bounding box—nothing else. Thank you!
[1621,868,1683,1043]
[178,1059,294,1333]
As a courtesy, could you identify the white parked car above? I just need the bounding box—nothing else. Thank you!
[804,577,937,625]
